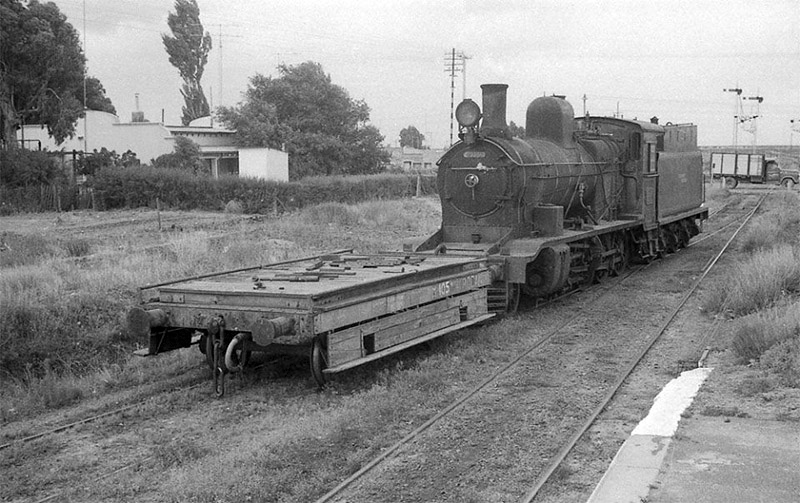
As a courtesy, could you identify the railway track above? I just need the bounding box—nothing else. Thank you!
[313,193,768,503]
[1,193,764,503]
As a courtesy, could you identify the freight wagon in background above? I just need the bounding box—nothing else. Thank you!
[710,152,799,189]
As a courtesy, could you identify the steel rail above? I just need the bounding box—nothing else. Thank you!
[0,375,207,452]
[313,263,648,503]
[313,194,763,503]
[519,190,769,503]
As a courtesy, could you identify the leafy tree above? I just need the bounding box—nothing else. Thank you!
[508,120,525,138]
[76,147,119,176]
[218,61,389,179]
[399,125,425,149]
[162,0,212,125]
[0,0,87,147]
[151,136,207,175]
[216,99,288,150]
[84,76,116,115]
[0,147,60,185]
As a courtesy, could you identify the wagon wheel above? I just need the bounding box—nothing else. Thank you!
[663,228,678,254]
[310,337,328,387]
[724,176,738,189]
[609,234,628,276]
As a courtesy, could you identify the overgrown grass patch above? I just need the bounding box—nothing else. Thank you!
[730,300,800,361]
[740,191,800,253]
[158,316,529,502]
[699,405,750,418]
[0,196,442,418]
[0,232,55,267]
[702,246,800,316]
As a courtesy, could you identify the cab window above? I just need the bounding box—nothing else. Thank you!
[646,143,657,173]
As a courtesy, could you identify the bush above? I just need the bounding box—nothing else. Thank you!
[90,167,437,213]
[731,301,800,362]
[703,246,800,316]
[760,337,800,387]
[0,148,62,186]
[740,192,800,253]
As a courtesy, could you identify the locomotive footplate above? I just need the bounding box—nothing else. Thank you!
[128,251,497,387]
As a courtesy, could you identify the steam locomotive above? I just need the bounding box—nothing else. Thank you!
[415,84,707,307]
[128,84,707,388]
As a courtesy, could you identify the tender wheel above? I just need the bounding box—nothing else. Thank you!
[310,337,328,387]
[724,176,738,189]
[609,234,628,276]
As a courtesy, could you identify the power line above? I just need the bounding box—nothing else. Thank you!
[443,49,468,146]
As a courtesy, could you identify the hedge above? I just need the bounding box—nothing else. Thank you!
[89,167,438,213]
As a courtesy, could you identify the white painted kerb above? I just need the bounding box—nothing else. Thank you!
[586,367,713,503]
[632,367,713,436]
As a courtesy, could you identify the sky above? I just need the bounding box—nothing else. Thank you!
[51,0,800,148]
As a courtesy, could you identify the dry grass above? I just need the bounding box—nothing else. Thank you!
[704,190,800,393]
[0,197,442,418]
[703,246,800,316]
[730,300,800,361]
[155,320,521,502]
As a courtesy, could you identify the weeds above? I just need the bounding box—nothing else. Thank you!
[760,337,800,387]
[730,301,800,365]
[0,197,442,417]
[736,376,777,397]
[703,246,800,316]
[60,237,92,257]
[699,405,750,418]
[152,436,210,468]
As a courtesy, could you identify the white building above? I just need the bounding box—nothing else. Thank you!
[17,111,289,182]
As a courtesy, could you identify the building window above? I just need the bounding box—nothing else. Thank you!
[219,157,239,176]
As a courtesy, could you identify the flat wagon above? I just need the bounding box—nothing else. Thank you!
[128,251,498,393]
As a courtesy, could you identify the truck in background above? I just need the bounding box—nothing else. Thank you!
[710,152,798,189]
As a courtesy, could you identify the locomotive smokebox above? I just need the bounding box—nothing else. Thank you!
[480,84,509,137]
[526,96,575,147]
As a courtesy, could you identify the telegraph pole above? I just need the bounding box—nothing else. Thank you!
[723,87,742,149]
[82,0,88,155]
[443,49,467,146]
[742,95,763,152]
[218,24,223,109]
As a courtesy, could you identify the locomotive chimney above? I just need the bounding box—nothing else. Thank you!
[480,84,509,137]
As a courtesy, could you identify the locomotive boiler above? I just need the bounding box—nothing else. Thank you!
[416,84,707,305]
[128,83,707,389]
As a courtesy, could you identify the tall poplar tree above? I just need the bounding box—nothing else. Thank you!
[162,0,212,125]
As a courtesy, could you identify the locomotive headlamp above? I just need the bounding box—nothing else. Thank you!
[456,99,481,128]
